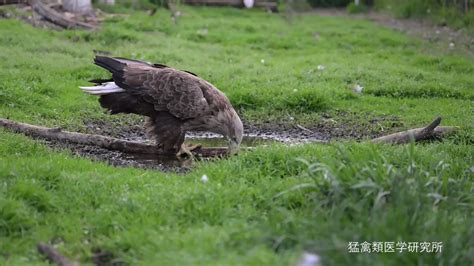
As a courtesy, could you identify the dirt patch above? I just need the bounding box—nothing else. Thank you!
[80,111,401,144]
[242,111,403,142]
[82,115,149,142]
[36,112,402,171]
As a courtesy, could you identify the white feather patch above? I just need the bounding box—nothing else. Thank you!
[80,82,125,95]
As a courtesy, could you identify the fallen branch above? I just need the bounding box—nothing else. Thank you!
[37,242,79,266]
[0,118,229,157]
[31,0,96,30]
[371,117,458,144]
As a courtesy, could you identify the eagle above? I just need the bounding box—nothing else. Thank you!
[80,56,243,158]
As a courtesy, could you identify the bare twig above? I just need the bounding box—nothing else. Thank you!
[296,124,314,134]
[37,242,79,266]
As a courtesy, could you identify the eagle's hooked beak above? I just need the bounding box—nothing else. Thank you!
[228,139,240,155]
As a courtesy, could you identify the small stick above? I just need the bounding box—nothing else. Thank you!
[296,124,314,134]
[37,242,79,266]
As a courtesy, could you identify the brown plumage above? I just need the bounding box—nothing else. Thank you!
[80,56,243,156]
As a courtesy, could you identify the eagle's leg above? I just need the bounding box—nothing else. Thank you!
[176,143,202,159]
[145,115,190,157]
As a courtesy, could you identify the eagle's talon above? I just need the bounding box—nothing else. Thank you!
[187,143,202,151]
[176,143,201,159]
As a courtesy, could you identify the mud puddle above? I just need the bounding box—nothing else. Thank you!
[116,135,279,170]
[46,134,283,172]
[43,112,400,171]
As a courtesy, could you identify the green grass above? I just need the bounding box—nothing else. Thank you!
[0,5,473,265]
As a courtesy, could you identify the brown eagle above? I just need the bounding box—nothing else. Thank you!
[80,56,243,157]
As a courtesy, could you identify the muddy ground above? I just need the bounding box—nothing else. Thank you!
[39,112,402,172]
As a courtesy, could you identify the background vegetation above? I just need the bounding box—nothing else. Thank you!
[301,0,474,31]
[376,0,474,30]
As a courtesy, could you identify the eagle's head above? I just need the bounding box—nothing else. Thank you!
[215,108,243,155]
[227,110,243,155]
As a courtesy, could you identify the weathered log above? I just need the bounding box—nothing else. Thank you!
[31,0,96,29]
[371,117,458,144]
[37,242,79,266]
[0,118,230,157]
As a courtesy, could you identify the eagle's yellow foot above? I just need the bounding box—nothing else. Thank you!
[176,143,202,159]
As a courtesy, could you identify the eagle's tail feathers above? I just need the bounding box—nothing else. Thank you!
[80,82,125,96]
[94,56,125,73]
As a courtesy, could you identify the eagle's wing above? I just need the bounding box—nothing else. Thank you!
[136,69,212,119]
[104,58,213,120]
[90,56,230,120]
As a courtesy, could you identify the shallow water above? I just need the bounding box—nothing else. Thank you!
[50,130,327,171]
[119,152,193,169]
[186,135,278,147]
[117,135,279,170]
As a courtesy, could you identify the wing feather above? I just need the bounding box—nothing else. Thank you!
[120,66,226,119]
[94,56,230,120]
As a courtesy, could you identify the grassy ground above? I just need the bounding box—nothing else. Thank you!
[0,5,473,266]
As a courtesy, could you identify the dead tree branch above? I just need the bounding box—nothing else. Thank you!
[37,242,79,266]
[371,117,458,144]
[0,118,229,157]
[31,0,96,30]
